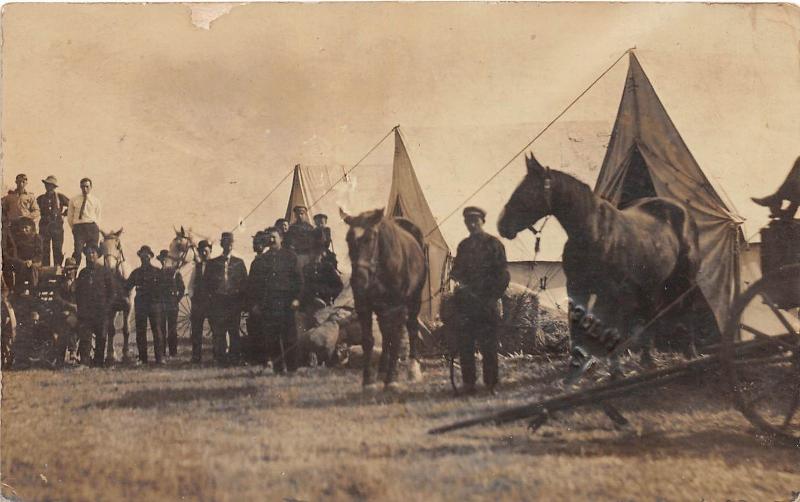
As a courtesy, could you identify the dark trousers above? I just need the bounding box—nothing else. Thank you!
[71,222,100,266]
[39,221,65,267]
[78,316,108,366]
[190,300,210,362]
[209,295,241,364]
[159,301,179,357]
[135,303,163,363]
[263,303,297,372]
[458,316,500,389]
[245,312,264,364]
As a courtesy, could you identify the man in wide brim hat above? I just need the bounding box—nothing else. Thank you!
[136,245,155,259]
[37,175,70,267]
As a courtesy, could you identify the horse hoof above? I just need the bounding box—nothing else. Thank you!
[407,359,423,382]
[363,383,380,394]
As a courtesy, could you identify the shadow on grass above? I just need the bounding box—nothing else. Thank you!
[84,384,260,410]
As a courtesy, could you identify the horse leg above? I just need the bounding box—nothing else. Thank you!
[105,310,117,364]
[359,311,377,390]
[406,300,423,383]
[122,305,131,361]
[378,311,402,390]
[564,286,593,385]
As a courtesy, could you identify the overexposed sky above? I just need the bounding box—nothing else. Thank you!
[2,3,798,262]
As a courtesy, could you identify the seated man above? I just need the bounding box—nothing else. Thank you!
[300,251,343,322]
[3,217,43,293]
[52,257,79,366]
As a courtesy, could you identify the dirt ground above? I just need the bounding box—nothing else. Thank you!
[1,343,799,502]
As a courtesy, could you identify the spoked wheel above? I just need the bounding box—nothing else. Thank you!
[176,296,212,339]
[722,264,800,446]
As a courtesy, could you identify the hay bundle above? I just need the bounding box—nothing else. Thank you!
[438,283,569,356]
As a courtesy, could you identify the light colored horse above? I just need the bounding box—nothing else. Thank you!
[99,228,134,363]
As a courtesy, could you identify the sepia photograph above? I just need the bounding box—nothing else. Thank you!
[1,2,799,501]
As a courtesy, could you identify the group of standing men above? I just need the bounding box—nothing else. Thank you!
[184,205,341,371]
[2,174,101,279]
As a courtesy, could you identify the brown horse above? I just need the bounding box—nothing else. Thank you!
[100,228,133,363]
[340,208,426,391]
[498,153,701,380]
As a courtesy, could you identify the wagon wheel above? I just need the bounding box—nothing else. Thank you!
[722,263,800,446]
[176,295,192,339]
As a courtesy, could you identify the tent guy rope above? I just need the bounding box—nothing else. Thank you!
[423,47,636,241]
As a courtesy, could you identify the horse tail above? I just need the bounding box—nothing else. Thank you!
[666,203,701,299]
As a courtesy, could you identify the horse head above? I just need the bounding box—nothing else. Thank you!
[168,226,197,268]
[498,152,553,239]
[340,207,385,295]
[100,227,125,268]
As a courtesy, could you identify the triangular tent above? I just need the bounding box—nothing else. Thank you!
[387,128,452,327]
[595,52,744,331]
[285,165,312,224]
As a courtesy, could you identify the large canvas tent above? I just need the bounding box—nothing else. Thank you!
[387,128,452,325]
[283,127,450,329]
[594,52,744,330]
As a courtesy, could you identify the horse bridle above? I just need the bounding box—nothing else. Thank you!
[526,168,552,236]
[353,225,381,288]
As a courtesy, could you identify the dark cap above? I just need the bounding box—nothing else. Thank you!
[137,245,154,258]
[63,257,78,269]
[292,205,308,213]
[463,206,487,220]
[253,231,268,243]
[83,244,101,255]
[157,249,170,261]
[197,239,212,251]
[220,232,234,241]
[313,213,328,221]
[274,218,288,225]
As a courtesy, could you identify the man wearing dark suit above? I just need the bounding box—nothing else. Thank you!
[125,245,165,365]
[190,240,213,363]
[207,232,247,365]
[253,227,302,373]
[75,244,117,367]
[157,249,186,358]
[244,231,269,365]
[36,175,70,267]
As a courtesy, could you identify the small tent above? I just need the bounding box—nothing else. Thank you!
[387,128,452,326]
[594,52,744,331]
[282,128,449,329]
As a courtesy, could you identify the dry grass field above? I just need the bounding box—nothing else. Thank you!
[2,344,799,502]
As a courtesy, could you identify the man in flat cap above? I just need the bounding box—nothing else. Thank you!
[207,232,247,365]
[124,245,165,364]
[285,205,316,272]
[157,249,185,359]
[2,173,40,231]
[2,174,40,287]
[189,240,213,363]
[75,244,117,366]
[253,227,302,372]
[36,175,70,267]
[312,213,338,268]
[243,231,269,364]
[67,178,102,267]
[450,206,510,395]
[274,218,289,241]
[3,217,44,293]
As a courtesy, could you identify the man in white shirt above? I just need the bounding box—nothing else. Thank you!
[66,177,101,266]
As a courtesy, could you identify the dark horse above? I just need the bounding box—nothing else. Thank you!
[340,208,427,391]
[498,153,701,379]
